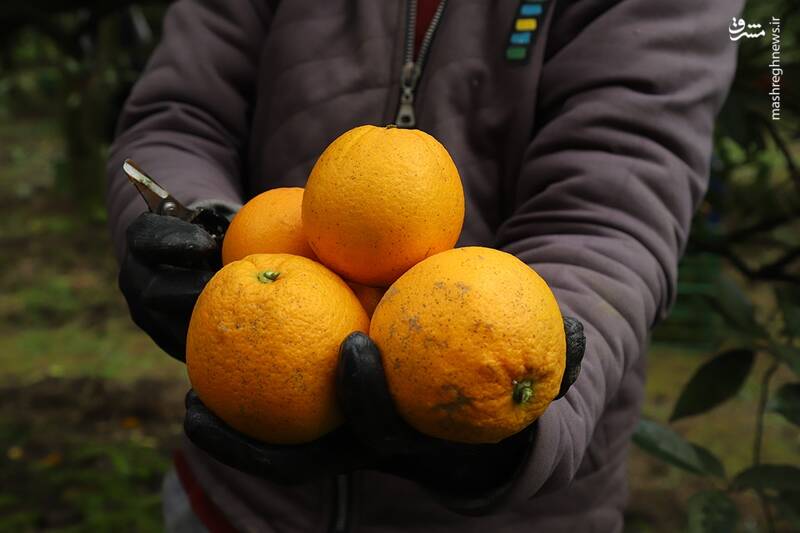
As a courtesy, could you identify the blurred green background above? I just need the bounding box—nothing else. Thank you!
[0,2,798,532]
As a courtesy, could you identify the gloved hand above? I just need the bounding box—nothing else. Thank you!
[182,315,584,509]
[184,390,377,484]
[336,316,586,512]
[119,211,228,361]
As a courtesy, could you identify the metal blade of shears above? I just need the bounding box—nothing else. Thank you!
[123,159,197,221]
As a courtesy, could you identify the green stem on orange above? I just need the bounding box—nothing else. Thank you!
[513,380,534,404]
[385,124,398,129]
[257,271,280,283]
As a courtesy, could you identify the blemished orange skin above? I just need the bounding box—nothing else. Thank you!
[346,281,386,319]
[302,125,465,287]
[222,188,317,265]
[370,247,566,444]
[186,254,369,444]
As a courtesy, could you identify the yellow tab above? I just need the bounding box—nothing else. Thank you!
[515,18,538,31]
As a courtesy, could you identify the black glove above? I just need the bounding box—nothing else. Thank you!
[182,308,584,507]
[336,316,586,514]
[119,211,228,361]
[184,390,377,484]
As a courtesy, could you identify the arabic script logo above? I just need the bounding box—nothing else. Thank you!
[729,17,766,40]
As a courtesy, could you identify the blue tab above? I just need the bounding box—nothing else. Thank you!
[520,4,543,16]
[509,32,532,45]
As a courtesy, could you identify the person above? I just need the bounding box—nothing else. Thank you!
[106,0,741,531]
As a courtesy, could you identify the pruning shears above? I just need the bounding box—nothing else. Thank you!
[122,158,229,243]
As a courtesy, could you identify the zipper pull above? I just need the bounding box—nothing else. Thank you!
[396,61,419,128]
[396,90,416,128]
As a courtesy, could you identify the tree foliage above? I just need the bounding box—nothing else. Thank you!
[0,2,170,214]
[635,1,800,531]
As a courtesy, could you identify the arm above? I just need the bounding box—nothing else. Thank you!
[111,1,383,480]
[106,0,272,260]
[495,0,741,500]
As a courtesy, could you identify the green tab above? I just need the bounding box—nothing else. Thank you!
[506,45,527,61]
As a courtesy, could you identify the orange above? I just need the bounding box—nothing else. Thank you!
[370,247,566,444]
[186,253,369,444]
[222,188,316,265]
[347,281,386,319]
[302,125,465,286]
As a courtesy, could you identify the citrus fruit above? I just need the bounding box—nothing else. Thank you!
[222,188,316,265]
[186,253,369,444]
[347,281,386,319]
[370,247,566,443]
[302,125,465,286]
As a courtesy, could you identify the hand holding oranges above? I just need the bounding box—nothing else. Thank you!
[186,125,583,452]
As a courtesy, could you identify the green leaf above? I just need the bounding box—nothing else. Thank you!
[632,419,708,476]
[732,464,800,492]
[670,349,755,422]
[707,278,763,336]
[768,383,800,426]
[777,286,800,338]
[691,444,726,479]
[687,490,739,533]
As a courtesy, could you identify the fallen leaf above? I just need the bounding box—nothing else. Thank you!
[121,416,141,429]
[7,446,24,461]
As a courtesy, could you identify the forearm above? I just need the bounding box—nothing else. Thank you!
[106,0,271,260]
[492,0,742,499]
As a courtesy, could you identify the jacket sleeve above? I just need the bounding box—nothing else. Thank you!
[494,0,741,501]
[106,0,272,260]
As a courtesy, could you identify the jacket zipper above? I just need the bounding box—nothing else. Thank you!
[330,473,349,533]
[328,6,449,531]
[395,0,448,128]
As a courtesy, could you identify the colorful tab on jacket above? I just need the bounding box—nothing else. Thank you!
[505,1,549,63]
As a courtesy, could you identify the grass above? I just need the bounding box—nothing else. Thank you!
[1,116,797,532]
[0,321,184,384]
[0,377,186,532]
[0,116,187,531]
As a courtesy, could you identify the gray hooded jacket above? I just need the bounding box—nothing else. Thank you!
[106,0,740,531]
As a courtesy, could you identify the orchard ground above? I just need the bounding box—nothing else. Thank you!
[1,118,796,532]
